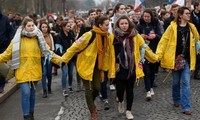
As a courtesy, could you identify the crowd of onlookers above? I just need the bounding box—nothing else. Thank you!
[0,1,200,120]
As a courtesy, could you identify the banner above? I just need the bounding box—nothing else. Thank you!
[173,0,185,6]
[134,0,144,10]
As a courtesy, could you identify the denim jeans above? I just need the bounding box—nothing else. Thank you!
[100,72,108,100]
[61,61,74,90]
[41,58,52,91]
[0,76,6,88]
[20,82,37,116]
[172,62,191,111]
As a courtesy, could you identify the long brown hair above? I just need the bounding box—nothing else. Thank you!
[39,22,51,34]
[115,15,135,32]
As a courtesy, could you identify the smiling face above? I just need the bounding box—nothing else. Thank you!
[179,9,190,22]
[118,19,129,32]
[63,22,71,32]
[25,21,35,32]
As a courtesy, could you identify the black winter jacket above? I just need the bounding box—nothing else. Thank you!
[0,13,14,53]
[137,18,161,52]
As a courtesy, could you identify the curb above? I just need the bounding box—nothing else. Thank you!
[0,78,19,103]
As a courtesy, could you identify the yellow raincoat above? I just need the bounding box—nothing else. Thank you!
[156,21,200,70]
[61,31,115,81]
[0,37,60,83]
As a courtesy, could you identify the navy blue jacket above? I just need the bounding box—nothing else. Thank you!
[0,13,14,53]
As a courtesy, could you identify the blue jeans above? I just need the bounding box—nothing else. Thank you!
[61,61,74,90]
[20,82,37,116]
[41,58,52,91]
[100,72,108,100]
[172,62,191,111]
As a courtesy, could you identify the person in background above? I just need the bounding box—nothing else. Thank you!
[0,11,14,93]
[55,21,75,95]
[39,22,55,98]
[7,12,14,26]
[163,4,179,30]
[109,2,127,33]
[112,15,158,119]
[12,13,22,31]
[137,9,161,100]
[61,16,115,120]
[191,1,200,80]
[85,9,97,32]
[51,16,64,76]
[156,6,200,115]
[126,4,133,13]
[96,8,104,17]
[0,17,60,120]
[106,8,113,19]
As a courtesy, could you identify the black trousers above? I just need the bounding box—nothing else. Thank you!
[143,61,156,91]
[115,75,135,111]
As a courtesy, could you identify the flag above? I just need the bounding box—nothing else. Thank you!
[134,0,144,10]
[168,0,172,4]
[173,0,185,6]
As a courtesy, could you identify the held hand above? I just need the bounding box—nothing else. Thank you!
[141,34,147,40]
[147,34,156,40]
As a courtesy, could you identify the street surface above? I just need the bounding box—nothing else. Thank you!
[0,69,200,120]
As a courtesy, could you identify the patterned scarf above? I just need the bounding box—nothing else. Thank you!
[11,25,52,69]
[93,25,109,80]
[114,27,137,78]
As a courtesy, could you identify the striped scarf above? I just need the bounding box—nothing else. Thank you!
[11,25,52,69]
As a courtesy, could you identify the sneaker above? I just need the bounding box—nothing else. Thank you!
[42,90,48,98]
[62,90,68,97]
[118,101,125,113]
[99,94,103,101]
[48,89,52,94]
[126,110,134,119]
[150,88,155,96]
[69,87,73,93]
[24,115,32,120]
[48,87,52,94]
[109,84,115,91]
[146,91,151,101]
[104,100,110,110]
[0,87,4,93]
